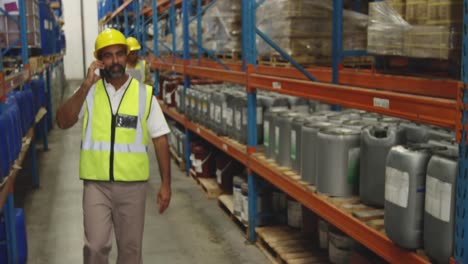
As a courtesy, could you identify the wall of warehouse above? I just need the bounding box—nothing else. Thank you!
[62,0,98,80]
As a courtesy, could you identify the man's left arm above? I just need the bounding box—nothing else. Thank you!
[152,135,171,214]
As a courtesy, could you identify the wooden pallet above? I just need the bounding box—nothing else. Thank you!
[254,153,387,235]
[169,147,186,171]
[189,169,222,199]
[258,55,373,68]
[218,194,248,236]
[214,51,241,63]
[256,226,329,264]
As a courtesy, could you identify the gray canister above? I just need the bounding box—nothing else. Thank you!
[290,116,307,174]
[240,99,264,145]
[275,112,304,167]
[328,113,361,125]
[258,95,289,112]
[424,151,458,264]
[175,85,185,113]
[200,92,210,127]
[233,176,244,217]
[212,91,226,135]
[385,144,440,249]
[301,122,334,184]
[224,93,238,139]
[342,120,371,130]
[401,122,431,143]
[328,228,356,264]
[241,182,249,224]
[428,126,455,142]
[221,92,236,136]
[264,109,288,159]
[185,89,194,120]
[178,131,186,161]
[287,96,310,113]
[360,125,406,207]
[233,96,247,142]
[317,127,361,197]
[361,112,381,123]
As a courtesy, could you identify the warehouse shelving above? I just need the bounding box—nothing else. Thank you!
[104,0,467,263]
[0,0,65,262]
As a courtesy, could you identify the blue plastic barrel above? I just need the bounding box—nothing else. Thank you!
[0,208,28,264]
[0,113,11,179]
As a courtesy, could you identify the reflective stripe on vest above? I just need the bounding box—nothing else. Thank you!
[126,60,145,83]
[80,78,152,182]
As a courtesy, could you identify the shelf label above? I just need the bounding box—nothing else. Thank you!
[196,127,201,134]
[172,65,175,71]
[373,97,390,109]
[223,144,228,151]
[272,82,282,89]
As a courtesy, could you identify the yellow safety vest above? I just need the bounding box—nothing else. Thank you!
[126,60,146,83]
[80,78,153,182]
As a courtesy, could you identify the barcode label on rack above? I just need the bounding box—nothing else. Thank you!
[272,82,282,89]
[373,98,390,109]
[196,127,201,133]
[172,66,175,71]
[223,144,228,151]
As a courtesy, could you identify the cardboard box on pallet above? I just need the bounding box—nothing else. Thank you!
[256,0,368,66]
[403,25,460,60]
[405,0,429,25]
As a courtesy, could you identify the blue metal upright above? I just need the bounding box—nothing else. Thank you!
[170,0,176,62]
[124,7,129,36]
[455,0,468,262]
[152,0,160,96]
[39,73,49,151]
[244,0,258,242]
[196,0,202,65]
[182,0,192,176]
[331,0,343,111]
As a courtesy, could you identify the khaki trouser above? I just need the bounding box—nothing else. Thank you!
[83,181,148,264]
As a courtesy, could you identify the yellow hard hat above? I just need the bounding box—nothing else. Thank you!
[127,37,141,52]
[94,28,128,59]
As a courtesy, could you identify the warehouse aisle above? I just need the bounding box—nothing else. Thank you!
[20,81,268,264]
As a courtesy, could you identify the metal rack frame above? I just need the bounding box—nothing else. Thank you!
[105,0,467,263]
[0,0,65,262]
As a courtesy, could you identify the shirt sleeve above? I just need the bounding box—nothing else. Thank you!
[147,96,170,138]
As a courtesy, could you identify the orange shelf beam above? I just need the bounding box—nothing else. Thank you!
[158,101,249,165]
[158,100,187,126]
[186,66,246,85]
[5,71,25,94]
[141,0,183,16]
[249,73,456,129]
[249,153,429,264]
[102,0,134,25]
[256,65,458,99]
[185,122,248,165]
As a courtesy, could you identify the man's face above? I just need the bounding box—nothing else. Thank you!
[127,51,138,64]
[99,44,127,79]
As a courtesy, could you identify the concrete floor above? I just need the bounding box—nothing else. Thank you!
[15,80,268,264]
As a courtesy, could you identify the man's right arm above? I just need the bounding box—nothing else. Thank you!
[56,61,104,129]
[56,80,93,129]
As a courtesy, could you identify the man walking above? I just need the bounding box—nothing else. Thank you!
[56,28,171,264]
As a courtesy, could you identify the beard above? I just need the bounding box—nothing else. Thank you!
[103,64,125,79]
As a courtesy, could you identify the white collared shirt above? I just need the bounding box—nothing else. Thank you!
[78,76,170,139]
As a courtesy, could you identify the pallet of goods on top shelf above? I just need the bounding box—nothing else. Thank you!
[256,0,370,68]
[0,0,41,50]
[368,0,462,78]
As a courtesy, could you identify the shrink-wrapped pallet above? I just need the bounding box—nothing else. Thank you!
[202,0,241,55]
[367,1,410,56]
[257,0,368,65]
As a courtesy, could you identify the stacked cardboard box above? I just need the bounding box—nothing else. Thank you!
[257,0,368,66]
[368,0,461,61]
